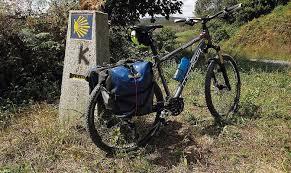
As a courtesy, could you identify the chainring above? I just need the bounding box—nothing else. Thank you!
[165,97,184,116]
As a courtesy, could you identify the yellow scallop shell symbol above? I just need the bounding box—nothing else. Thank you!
[74,16,90,38]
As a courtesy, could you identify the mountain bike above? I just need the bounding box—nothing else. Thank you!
[86,4,242,153]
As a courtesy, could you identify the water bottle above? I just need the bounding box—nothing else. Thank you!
[173,57,190,82]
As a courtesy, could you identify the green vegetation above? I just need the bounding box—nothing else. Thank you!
[0,1,76,108]
[195,0,289,23]
[223,4,291,61]
[155,27,177,52]
[175,29,198,43]
[1,60,290,172]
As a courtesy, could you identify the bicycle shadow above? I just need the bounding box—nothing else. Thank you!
[199,123,224,137]
[144,120,212,168]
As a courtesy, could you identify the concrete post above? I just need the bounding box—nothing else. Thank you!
[59,11,109,123]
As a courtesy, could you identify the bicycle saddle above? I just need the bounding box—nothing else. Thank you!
[133,24,163,32]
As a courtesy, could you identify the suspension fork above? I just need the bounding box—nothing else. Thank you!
[211,45,232,91]
[217,52,232,91]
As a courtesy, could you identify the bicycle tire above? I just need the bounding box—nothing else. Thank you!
[205,54,241,122]
[85,82,164,153]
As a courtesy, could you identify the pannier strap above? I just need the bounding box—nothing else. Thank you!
[116,59,141,66]
[94,59,143,72]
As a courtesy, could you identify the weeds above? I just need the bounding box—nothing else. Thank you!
[222,4,291,61]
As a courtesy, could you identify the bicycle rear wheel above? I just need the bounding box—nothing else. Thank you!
[205,55,241,122]
[85,82,164,153]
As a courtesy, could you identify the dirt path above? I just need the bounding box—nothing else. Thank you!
[250,59,291,66]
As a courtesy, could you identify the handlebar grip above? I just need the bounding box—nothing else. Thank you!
[174,19,186,23]
[156,25,164,28]
[226,3,242,12]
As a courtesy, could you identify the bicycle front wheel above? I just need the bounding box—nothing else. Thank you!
[205,55,241,122]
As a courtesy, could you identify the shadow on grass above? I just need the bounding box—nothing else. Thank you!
[200,122,224,137]
[145,121,211,168]
[199,109,262,137]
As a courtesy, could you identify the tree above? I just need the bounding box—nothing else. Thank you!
[104,0,183,26]
[195,0,225,16]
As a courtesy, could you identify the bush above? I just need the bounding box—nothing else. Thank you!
[206,20,232,43]
[213,28,230,43]
[0,26,64,106]
[109,27,133,62]
[236,0,289,23]
[155,27,177,52]
[0,1,78,108]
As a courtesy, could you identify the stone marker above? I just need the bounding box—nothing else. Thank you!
[59,11,109,123]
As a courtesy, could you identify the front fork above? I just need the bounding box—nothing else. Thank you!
[211,46,232,91]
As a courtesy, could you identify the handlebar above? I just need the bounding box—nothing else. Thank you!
[174,18,199,26]
[174,19,186,23]
[174,3,242,25]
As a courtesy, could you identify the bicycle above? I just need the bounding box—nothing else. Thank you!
[86,4,242,153]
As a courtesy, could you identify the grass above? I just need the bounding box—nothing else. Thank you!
[1,59,290,172]
[223,3,291,62]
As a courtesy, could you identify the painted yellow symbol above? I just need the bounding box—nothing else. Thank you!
[73,16,91,38]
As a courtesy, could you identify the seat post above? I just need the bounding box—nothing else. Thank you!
[149,38,158,56]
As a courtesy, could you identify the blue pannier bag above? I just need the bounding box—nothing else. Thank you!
[86,60,154,117]
[107,60,154,117]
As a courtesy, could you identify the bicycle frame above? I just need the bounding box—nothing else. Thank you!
[150,27,224,100]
